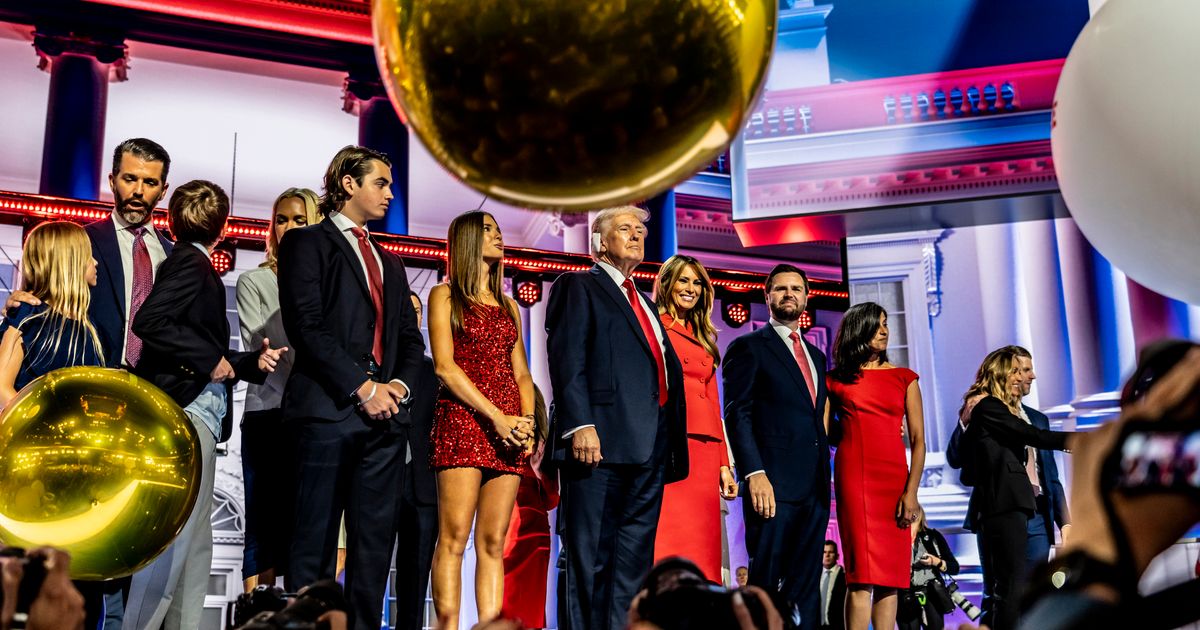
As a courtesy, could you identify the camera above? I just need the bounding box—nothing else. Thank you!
[636,577,789,629]
[233,579,346,630]
[0,547,48,630]
[946,578,982,621]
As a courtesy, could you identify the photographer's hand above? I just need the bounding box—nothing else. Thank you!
[0,548,85,630]
[1062,347,1200,596]
[731,586,783,630]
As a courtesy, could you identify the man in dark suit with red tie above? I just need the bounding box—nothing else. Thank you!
[723,263,830,629]
[278,146,426,630]
[546,206,687,630]
[6,138,177,629]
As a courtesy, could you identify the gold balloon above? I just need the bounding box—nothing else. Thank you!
[0,367,201,580]
[372,0,776,210]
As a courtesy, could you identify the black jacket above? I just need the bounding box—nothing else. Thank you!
[277,220,426,426]
[722,324,829,503]
[544,267,688,482]
[962,396,1069,519]
[132,244,265,442]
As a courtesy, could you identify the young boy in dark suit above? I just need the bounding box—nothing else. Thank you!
[127,179,286,630]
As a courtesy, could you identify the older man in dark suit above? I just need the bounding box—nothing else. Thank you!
[546,206,687,630]
[723,263,829,629]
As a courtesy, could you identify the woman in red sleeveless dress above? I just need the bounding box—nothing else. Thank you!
[651,255,738,582]
[429,211,536,629]
[827,302,926,630]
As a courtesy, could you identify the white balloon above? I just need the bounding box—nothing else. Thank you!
[1052,0,1200,305]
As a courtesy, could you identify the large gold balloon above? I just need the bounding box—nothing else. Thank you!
[372,0,776,210]
[0,367,201,580]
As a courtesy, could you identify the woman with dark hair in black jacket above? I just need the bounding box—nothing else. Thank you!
[899,507,960,630]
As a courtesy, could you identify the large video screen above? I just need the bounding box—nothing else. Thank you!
[732,0,1091,238]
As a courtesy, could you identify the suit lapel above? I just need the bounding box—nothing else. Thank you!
[759,325,815,409]
[379,249,405,372]
[320,220,372,301]
[92,220,126,318]
[587,266,654,359]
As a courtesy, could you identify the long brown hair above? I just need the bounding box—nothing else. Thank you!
[445,211,516,334]
[19,221,105,366]
[960,347,1023,418]
[653,255,720,364]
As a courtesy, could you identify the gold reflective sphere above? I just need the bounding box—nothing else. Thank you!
[0,368,201,580]
[372,0,776,210]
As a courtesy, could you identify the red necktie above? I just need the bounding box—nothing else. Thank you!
[350,227,385,364]
[126,227,152,367]
[789,331,817,402]
[623,278,668,406]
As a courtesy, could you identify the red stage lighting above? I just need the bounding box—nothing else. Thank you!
[722,301,750,328]
[799,310,813,330]
[211,249,234,276]
[515,280,542,307]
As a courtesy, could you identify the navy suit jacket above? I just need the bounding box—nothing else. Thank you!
[722,323,829,503]
[86,217,174,367]
[132,245,265,443]
[947,404,1070,532]
[544,266,688,482]
[277,219,426,426]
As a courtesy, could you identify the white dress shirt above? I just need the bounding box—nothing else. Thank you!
[326,212,409,402]
[563,260,667,438]
[112,211,168,366]
[745,318,819,480]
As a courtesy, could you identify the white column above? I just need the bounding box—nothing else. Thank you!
[1012,212,1073,409]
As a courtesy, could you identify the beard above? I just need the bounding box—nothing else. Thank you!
[769,299,802,322]
[114,192,156,225]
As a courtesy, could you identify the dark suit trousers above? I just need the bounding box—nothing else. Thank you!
[289,416,404,630]
[743,495,829,630]
[560,412,667,630]
[392,450,437,630]
[979,511,1029,630]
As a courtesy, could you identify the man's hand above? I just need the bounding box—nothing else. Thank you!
[357,380,399,421]
[386,381,410,404]
[571,427,603,467]
[4,291,40,311]
[961,393,986,426]
[0,548,85,630]
[1059,523,1072,544]
[210,357,235,383]
[256,338,288,373]
[720,466,739,499]
[747,474,776,519]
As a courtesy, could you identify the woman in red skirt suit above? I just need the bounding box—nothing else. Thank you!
[827,302,926,630]
[651,255,739,582]
[429,211,536,629]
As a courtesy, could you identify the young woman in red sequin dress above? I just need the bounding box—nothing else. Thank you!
[429,211,536,629]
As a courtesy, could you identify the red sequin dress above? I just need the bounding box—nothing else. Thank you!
[431,303,527,474]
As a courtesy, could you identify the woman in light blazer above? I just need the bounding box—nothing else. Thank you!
[236,187,321,590]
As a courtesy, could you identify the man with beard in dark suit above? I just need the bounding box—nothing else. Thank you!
[723,263,830,629]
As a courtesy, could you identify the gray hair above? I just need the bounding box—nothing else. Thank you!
[590,205,650,259]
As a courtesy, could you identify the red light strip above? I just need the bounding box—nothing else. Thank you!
[0,190,849,301]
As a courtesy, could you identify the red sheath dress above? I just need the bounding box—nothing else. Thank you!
[827,367,918,588]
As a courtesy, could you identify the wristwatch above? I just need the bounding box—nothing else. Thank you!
[1023,549,1137,610]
